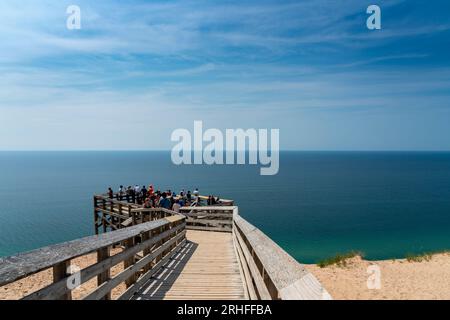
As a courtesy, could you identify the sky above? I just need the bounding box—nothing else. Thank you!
[0,0,450,151]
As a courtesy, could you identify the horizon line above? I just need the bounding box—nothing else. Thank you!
[1,149,450,152]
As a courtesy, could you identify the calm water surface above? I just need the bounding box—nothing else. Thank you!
[0,151,449,263]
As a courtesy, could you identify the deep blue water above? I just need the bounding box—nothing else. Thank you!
[0,151,449,263]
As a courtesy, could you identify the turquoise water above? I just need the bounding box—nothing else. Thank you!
[0,151,449,263]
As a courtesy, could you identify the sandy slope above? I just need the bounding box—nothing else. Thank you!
[306,253,450,300]
[0,248,125,300]
[2,250,450,300]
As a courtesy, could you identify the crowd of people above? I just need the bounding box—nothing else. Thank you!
[107,185,220,213]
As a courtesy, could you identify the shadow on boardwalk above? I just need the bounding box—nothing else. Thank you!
[131,241,199,300]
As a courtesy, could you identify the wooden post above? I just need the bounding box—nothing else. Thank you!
[117,203,122,229]
[142,230,152,273]
[132,211,137,226]
[97,247,111,300]
[53,260,72,300]
[124,237,137,288]
[94,197,99,235]
[102,212,107,233]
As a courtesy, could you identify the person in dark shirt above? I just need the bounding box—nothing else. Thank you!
[141,186,148,200]
[125,186,132,202]
[159,192,171,209]
[108,187,114,199]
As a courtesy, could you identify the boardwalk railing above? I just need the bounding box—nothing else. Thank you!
[94,195,178,234]
[179,205,331,300]
[0,216,186,300]
[179,206,235,232]
[233,214,331,300]
[0,196,331,300]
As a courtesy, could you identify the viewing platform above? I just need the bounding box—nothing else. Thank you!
[0,193,331,300]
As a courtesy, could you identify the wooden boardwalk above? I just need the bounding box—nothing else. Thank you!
[0,199,331,300]
[131,230,246,300]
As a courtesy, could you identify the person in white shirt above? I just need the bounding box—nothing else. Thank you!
[172,200,181,213]
[134,185,141,204]
[118,185,124,200]
[193,188,199,196]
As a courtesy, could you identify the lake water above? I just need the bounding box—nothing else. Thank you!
[0,151,449,263]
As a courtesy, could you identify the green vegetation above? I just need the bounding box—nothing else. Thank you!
[405,253,433,262]
[318,251,362,268]
[405,250,449,263]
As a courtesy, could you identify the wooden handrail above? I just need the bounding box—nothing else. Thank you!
[1,194,331,300]
[95,193,234,204]
[179,206,236,232]
[179,206,236,212]
[233,214,332,300]
[93,197,179,234]
[0,216,186,300]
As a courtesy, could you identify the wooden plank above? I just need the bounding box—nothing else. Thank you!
[163,215,185,223]
[84,231,186,300]
[95,208,129,220]
[97,247,111,300]
[185,225,232,232]
[23,223,185,300]
[232,231,256,300]
[118,239,187,300]
[124,237,136,288]
[121,217,133,227]
[186,219,233,226]
[179,206,236,212]
[181,213,233,218]
[132,230,245,300]
[233,226,271,300]
[189,207,234,211]
[0,219,176,286]
[233,215,331,300]
[52,261,72,300]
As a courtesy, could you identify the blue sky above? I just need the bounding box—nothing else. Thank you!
[0,0,450,150]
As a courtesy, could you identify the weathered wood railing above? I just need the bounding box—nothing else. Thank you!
[93,195,178,234]
[0,216,186,300]
[179,206,235,232]
[232,213,331,300]
[1,194,331,300]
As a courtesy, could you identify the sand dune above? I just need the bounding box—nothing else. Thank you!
[0,248,125,300]
[306,253,450,300]
[2,251,450,300]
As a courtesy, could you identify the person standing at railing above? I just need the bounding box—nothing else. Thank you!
[150,195,157,207]
[125,186,132,202]
[159,192,172,209]
[172,199,181,212]
[108,187,114,199]
[144,197,153,208]
[134,185,140,203]
[141,185,148,203]
[129,186,135,203]
[118,185,124,200]
[148,185,154,197]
